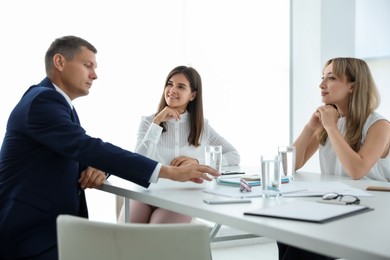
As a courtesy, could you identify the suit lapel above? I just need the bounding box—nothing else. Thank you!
[71,108,80,125]
[72,107,88,218]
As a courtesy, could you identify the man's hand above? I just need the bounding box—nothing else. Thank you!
[159,164,220,183]
[79,166,107,189]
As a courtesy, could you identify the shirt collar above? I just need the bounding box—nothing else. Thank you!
[168,110,189,123]
[52,83,73,109]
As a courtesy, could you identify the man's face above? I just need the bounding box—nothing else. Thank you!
[59,46,98,100]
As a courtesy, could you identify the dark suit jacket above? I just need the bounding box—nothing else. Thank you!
[0,77,158,259]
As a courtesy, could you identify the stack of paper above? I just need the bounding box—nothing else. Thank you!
[216,175,290,187]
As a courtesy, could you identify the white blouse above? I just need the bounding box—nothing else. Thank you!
[319,112,390,181]
[134,111,240,166]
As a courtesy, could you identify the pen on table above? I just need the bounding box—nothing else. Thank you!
[317,200,350,205]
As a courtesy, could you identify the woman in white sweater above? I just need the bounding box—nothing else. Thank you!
[118,65,240,223]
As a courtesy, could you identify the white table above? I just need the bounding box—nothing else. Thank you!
[98,171,390,260]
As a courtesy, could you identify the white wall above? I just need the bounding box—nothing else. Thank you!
[0,0,290,222]
[356,0,390,118]
[355,0,390,58]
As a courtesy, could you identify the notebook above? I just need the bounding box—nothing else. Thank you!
[216,175,290,187]
[244,200,372,223]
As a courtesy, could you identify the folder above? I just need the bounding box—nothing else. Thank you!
[244,200,372,223]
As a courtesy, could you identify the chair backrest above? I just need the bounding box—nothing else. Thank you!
[56,215,212,260]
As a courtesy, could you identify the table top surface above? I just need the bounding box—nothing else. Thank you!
[99,167,390,260]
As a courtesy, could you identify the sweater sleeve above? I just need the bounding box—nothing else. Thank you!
[134,115,163,160]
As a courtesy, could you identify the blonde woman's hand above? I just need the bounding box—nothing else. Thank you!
[317,105,340,130]
[306,108,323,130]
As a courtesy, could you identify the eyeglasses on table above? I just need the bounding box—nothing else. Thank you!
[322,192,360,205]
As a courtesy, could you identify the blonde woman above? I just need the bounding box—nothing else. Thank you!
[279,57,390,260]
[295,57,389,181]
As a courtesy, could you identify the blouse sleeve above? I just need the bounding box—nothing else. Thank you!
[134,116,163,160]
[206,122,240,167]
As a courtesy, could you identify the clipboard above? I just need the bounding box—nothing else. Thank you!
[244,200,373,223]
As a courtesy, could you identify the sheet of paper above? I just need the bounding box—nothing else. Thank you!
[203,184,305,198]
[203,181,373,198]
[281,181,373,197]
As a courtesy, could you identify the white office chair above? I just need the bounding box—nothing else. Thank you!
[56,215,212,260]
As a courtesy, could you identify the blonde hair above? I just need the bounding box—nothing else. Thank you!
[318,57,380,151]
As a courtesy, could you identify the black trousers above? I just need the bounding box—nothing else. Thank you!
[277,242,336,260]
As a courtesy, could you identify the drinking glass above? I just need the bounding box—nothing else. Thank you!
[278,146,296,181]
[261,155,281,198]
[205,146,222,172]
[204,146,222,189]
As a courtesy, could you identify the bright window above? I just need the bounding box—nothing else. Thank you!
[0,0,290,222]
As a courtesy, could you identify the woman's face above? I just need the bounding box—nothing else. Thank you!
[320,63,354,107]
[164,73,196,112]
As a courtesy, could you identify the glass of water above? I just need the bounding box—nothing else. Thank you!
[278,146,296,181]
[261,155,281,198]
[204,146,222,189]
[205,146,222,172]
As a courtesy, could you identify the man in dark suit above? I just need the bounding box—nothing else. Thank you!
[0,35,219,259]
